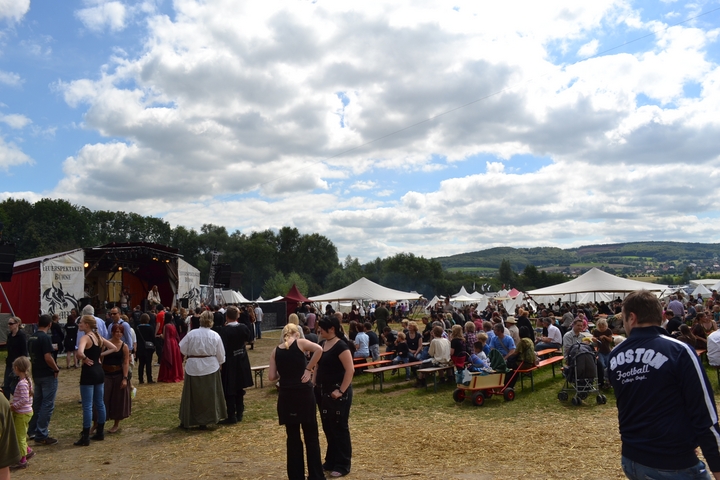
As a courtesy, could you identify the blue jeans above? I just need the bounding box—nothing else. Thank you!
[392,356,411,379]
[419,346,430,360]
[254,322,262,339]
[80,383,106,428]
[621,456,711,480]
[27,375,58,440]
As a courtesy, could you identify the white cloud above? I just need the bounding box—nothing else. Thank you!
[19,0,719,261]
[578,39,600,57]
[0,137,33,170]
[0,0,30,22]
[0,114,31,129]
[350,180,376,191]
[0,71,21,87]
[76,1,128,32]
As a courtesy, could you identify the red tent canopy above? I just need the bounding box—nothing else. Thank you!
[278,284,311,323]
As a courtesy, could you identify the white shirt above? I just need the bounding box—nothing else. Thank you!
[428,337,451,365]
[179,327,225,376]
[254,307,263,322]
[708,330,720,366]
[547,324,562,344]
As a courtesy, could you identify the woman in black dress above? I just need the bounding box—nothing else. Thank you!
[64,310,79,369]
[134,314,156,384]
[2,316,27,399]
[268,323,323,480]
[101,323,131,433]
[315,315,354,478]
[74,315,117,446]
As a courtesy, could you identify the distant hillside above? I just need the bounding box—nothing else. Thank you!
[435,241,720,274]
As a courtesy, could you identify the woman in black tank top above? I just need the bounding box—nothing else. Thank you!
[268,323,324,480]
[74,315,117,446]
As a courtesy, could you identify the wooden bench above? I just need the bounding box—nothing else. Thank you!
[417,365,455,393]
[535,348,562,358]
[354,359,391,372]
[352,351,395,363]
[365,361,424,392]
[517,355,565,392]
[251,365,269,388]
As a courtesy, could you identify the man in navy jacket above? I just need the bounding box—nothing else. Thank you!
[610,290,720,480]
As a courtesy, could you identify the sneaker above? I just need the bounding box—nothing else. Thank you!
[131,387,137,399]
[26,448,35,460]
[35,436,58,446]
[10,458,28,469]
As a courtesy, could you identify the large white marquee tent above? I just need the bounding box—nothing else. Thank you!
[527,268,668,303]
[309,277,421,302]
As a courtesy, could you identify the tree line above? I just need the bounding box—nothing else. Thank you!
[0,198,569,300]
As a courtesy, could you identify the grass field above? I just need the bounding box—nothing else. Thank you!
[2,326,718,479]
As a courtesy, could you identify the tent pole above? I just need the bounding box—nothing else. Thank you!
[0,284,16,317]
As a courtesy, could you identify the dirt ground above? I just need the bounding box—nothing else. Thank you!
[11,334,632,480]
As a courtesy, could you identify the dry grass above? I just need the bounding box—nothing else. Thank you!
[7,325,707,479]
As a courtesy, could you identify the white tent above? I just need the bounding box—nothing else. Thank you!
[425,295,441,310]
[690,279,720,286]
[691,284,712,297]
[221,289,251,304]
[528,268,668,297]
[309,277,421,301]
[451,295,477,305]
[452,286,472,298]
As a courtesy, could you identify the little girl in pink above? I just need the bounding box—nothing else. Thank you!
[10,356,34,469]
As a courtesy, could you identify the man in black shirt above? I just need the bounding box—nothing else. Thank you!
[27,314,61,445]
[664,310,683,336]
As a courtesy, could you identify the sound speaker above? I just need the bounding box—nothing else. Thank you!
[0,244,16,282]
[230,272,243,291]
[215,264,231,288]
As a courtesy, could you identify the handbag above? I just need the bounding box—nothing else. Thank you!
[6,371,20,395]
[145,341,156,350]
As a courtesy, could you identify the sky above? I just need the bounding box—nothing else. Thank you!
[1,0,720,263]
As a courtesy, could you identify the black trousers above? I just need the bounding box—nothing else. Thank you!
[224,390,245,421]
[317,386,352,475]
[286,420,324,480]
[154,337,163,363]
[138,350,154,382]
[2,363,15,399]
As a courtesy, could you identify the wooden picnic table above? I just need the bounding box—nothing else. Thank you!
[516,355,564,392]
[251,365,269,388]
[365,361,424,392]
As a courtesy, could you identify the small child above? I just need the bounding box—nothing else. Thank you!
[391,332,412,380]
[382,327,396,355]
[468,339,492,373]
[10,356,34,469]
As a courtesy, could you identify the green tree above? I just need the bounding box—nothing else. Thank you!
[498,258,515,287]
[297,233,339,294]
[261,271,308,299]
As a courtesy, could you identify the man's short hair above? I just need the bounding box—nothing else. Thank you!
[82,305,95,316]
[493,323,503,333]
[38,314,52,328]
[623,290,662,326]
[226,306,239,321]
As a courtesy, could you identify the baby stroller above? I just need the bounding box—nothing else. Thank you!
[558,342,607,405]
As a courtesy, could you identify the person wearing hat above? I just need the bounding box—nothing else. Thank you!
[505,316,520,345]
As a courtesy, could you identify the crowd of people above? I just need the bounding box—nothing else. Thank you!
[0,298,264,475]
[4,288,720,479]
